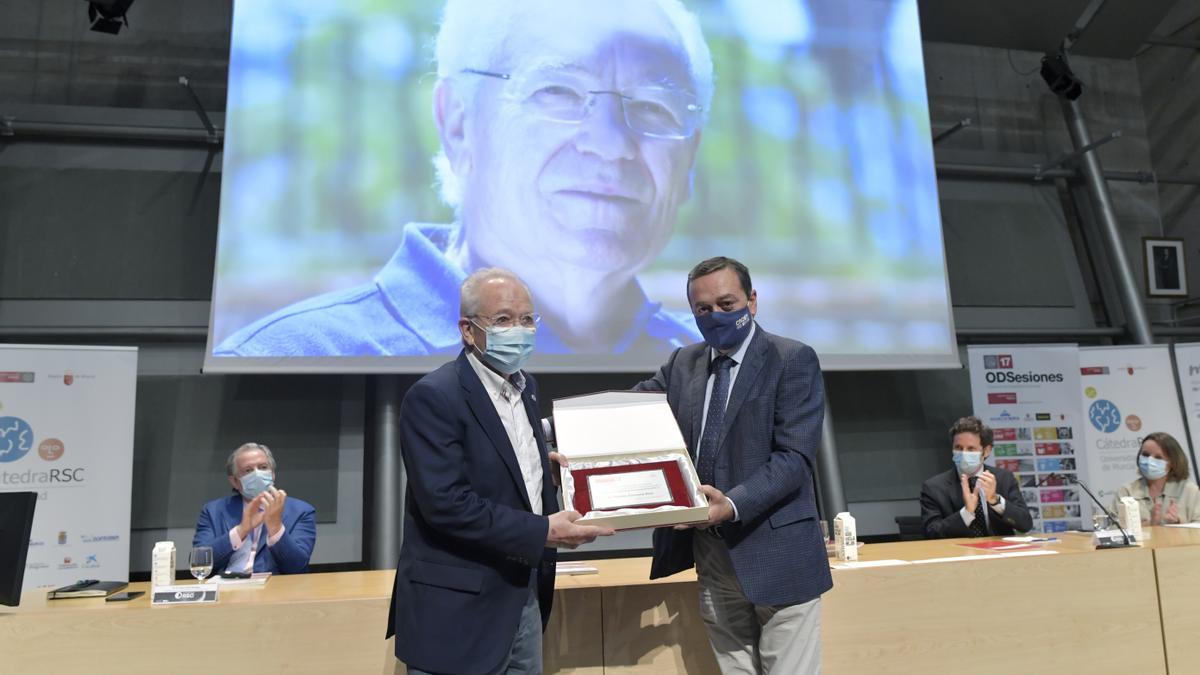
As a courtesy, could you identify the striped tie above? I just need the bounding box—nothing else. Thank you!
[696,355,734,486]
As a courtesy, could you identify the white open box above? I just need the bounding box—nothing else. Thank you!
[553,391,709,530]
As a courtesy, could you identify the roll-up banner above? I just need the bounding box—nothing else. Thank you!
[0,345,137,591]
[1172,342,1200,480]
[1079,345,1195,516]
[968,345,1086,533]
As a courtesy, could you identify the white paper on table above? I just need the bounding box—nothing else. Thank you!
[556,563,599,575]
[1163,523,1200,529]
[911,554,1005,565]
[830,559,911,570]
[911,550,1059,565]
[989,543,1041,550]
[999,549,1058,558]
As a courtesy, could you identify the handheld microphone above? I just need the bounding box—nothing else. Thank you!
[1062,474,1133,548]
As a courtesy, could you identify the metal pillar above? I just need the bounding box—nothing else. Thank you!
[817,398,847,523]
[367,375,405,570]
[1059,96,1155,345]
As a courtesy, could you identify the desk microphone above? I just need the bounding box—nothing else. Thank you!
[1061,474,1133,548]
[1034,472,1063,488]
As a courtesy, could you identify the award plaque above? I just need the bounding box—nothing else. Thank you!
[553,391,709,530]
[570,460,692,515]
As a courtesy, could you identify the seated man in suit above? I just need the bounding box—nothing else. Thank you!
[920,416,1033,538]
[193,442,317,574]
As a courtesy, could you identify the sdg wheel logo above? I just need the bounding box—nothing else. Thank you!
[1088,400,1121,434]
[0,416,35,463]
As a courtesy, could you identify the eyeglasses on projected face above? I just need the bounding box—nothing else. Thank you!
[471,313,542,330]
[461,68,703,140]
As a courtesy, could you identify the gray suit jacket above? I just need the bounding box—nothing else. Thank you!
[635,325,833,607]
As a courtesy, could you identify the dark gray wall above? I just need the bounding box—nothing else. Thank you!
[1137,3,1200,326]
[2,1,1198,548]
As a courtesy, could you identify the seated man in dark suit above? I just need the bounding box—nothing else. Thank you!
[193,442,317,574]
[920,416,1033,538]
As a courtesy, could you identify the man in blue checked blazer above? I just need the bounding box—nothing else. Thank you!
[193,442,317,575]
[636,256,831,674]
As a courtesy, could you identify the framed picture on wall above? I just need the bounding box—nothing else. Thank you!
[1143,238,1188,297]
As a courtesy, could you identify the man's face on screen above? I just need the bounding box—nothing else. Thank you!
[458,4,701,275]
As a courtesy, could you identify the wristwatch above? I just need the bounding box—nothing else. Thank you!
[987,495,1001,507]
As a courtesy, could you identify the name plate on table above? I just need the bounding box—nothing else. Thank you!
[571,461,692,515]
[152,584,219,606]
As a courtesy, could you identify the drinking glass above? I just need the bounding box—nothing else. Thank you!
[190,546,213,585]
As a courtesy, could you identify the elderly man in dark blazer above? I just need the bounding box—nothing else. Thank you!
[386,268,612,675]
[636,256,831,674]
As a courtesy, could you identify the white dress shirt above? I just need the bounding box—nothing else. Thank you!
[700,322,757,435]
[959,464,1006,526]
[467,352,544,516]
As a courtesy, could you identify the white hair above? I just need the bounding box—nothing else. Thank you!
[225,442,276,476]
[432,0,714,208]
[459,267,533,317]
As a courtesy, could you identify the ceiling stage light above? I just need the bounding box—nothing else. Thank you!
[87,0,136,35]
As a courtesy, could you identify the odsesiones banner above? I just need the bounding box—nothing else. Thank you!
[968,345,1087,533]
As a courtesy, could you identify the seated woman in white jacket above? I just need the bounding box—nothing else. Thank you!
[1111,432,1200,525]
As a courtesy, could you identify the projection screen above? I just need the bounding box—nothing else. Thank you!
[205,0,957,373]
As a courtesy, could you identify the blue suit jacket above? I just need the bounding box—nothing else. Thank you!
[386,351,558,675]
[636,325,833,607]
[192,494,317,575]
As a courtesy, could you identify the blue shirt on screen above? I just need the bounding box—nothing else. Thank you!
[214,223,700,357]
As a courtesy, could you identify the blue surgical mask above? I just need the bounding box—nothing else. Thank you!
[696,307,752,352]
[953,450,983,475]
[473,324,536,375]
[239,469,274,499]
[1139,455,1168,481]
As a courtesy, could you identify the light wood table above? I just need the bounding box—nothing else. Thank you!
[549,530,1176,672]
[1141,525,1200,674]
[4,529,1198,674]
[0,571,398,675]
[822,534,1164,674]
[548,535,1167,674]
[546,559,715,674]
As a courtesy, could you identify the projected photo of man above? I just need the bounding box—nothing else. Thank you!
[215,0,710,357]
